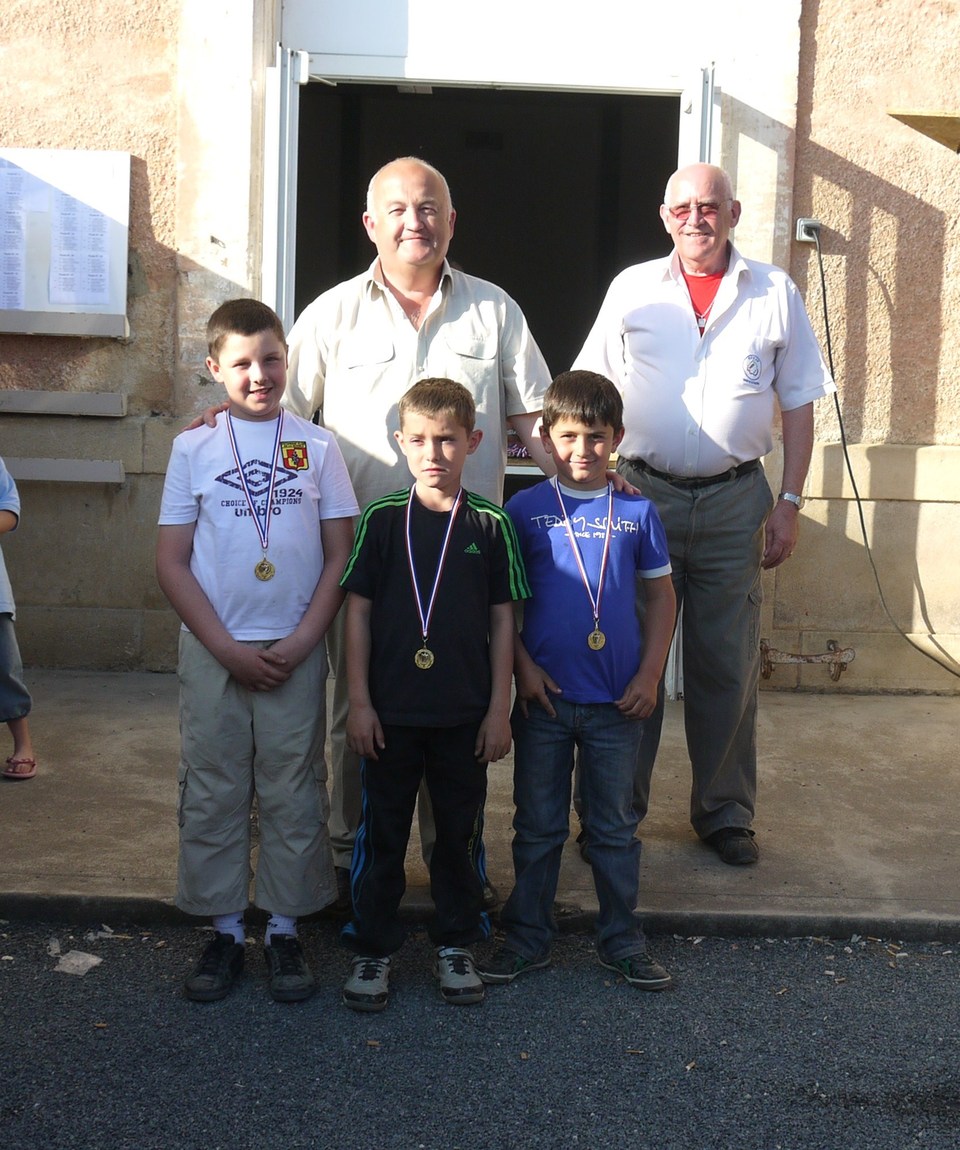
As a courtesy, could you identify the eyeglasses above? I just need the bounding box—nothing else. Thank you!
[665,199,730,222]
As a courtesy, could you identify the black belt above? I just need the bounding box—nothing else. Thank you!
[627,457,760,489]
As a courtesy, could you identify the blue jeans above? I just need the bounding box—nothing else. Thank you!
[502,696,648,962]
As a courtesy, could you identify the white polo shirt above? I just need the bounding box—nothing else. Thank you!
[573,246,835,477]
[285,259,551,508]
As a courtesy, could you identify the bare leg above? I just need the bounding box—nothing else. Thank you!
[4,716,36,777]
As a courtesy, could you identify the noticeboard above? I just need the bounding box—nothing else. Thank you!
[0,148,130,338]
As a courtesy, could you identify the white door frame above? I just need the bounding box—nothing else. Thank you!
[261,50,717,321]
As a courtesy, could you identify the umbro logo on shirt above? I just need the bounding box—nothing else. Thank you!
[464,542,481,555]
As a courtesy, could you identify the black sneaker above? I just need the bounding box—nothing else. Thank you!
[183,932,245,1002]
[705,827,759,865]
[264,935,315,1002]
[477,945,551,985]
[599,951,673,991]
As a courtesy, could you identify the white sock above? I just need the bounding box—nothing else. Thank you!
[212,913,245,944]
[266,914,297,943]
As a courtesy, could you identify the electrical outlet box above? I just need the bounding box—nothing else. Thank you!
[796,218,821,243]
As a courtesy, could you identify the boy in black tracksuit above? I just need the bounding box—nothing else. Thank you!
[339,377,529,1011]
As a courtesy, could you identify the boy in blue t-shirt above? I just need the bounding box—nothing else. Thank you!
[480,370,676,990]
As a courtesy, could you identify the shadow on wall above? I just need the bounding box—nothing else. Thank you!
[714,75,954,688]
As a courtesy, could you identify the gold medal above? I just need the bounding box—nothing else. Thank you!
[254,557,276,581]
[406,487,462,678]
[554,480,614,660]
[227,412,284,590]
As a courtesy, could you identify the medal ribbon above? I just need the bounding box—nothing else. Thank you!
[225,411,284,556]
[405,486,463,645]
[552,477,613,631]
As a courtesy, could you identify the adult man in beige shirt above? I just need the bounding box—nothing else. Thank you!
[284,157,554,898]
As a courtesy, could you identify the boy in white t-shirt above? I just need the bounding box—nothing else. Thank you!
[157,299,358,1002]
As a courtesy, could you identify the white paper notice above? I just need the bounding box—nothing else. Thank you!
[49,190,110,305]
[0,161,25,309]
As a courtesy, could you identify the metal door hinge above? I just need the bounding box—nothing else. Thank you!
[760,639,855,682]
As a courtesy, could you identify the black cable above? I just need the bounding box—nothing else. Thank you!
[810,229,960,678]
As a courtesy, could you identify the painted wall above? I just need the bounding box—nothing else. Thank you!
[777,0,960,691]
[0,0,956,694]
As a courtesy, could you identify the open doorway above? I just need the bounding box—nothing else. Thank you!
[294,83,680,374]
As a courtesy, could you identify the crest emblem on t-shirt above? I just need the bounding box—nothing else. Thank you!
[742,354,762,384]
[281,441,309,470]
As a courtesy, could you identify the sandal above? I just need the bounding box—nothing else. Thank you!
[3,756,37,780]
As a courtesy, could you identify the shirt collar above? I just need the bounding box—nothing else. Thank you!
[365,257,453,297]
[666,242,746,284]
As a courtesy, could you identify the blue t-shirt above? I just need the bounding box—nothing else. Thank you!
[505,478,670,704]
[0,457,21,617]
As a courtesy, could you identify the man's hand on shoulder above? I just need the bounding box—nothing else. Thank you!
[608,469,639,495]
[182,402,228,432]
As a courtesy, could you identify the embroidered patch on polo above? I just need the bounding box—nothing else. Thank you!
[281,442,309,470]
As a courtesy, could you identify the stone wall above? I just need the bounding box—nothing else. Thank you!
[0,1,270,671]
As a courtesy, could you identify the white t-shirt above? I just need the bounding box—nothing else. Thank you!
[159,411,359,640]
[284,259,551,507]
[574,245,836,476]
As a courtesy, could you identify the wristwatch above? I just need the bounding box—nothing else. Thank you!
[778,491,804,509]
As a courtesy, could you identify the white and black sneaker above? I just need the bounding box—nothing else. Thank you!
[343,955,391,1012]
[434,946,485,1005]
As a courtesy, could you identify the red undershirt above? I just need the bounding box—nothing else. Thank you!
[681,269,725,336]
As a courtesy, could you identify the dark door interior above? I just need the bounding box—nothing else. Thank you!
[295,82,680,374]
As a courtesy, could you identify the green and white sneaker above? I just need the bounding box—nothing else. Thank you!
[599,950,673,991]
[434,947,485,1005]
[476,945,551,985]
[342,955,391,1012]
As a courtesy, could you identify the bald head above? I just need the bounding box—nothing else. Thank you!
[366,157,454,215]
[664,163,734,206]
[660,163,741,275]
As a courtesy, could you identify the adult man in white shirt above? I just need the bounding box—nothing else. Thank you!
[574,163,835,864]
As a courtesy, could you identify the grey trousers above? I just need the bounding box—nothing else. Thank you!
[176,633,336,917]
[618,458,773,839]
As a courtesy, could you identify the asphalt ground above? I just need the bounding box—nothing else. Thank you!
[1,918,958,1150]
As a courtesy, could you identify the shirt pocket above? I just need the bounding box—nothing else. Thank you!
[441,328,498,363]
[337,330,396,370]
[439,327,499,406]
